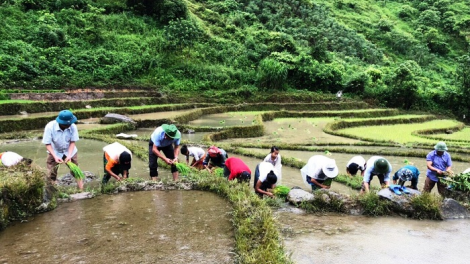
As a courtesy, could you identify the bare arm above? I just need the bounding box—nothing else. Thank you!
[255,180,274,197]
[310,178,330,189]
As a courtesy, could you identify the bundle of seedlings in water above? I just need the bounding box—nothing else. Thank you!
[175,163,190,175]
[66,162,85,180]
[273,185,291,198]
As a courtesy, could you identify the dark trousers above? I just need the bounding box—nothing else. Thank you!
[423,177,447,195]
[148,141,177,178]
[102,154,124,184]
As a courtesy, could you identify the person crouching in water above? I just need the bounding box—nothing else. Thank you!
[180,145,206,170]
[301,155,339,191]
[254,162,278,198]
[224,157,251,183]
[102,142,132,184]
[202,146,228,173]
[0,151,32,167]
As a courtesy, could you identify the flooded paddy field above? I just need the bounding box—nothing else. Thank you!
[0,191,234,264]
[277,211,470,264]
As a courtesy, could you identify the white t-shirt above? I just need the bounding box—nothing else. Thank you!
[263,153,282,183]
[103,142,132,161]
[0,152,24,167]
[346,156,366,170]
[188,147,205,161]
[257,162,277,182]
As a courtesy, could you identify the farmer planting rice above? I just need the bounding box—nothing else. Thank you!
[202,145,228,173]
[102,142,132,184]
[253,162,278,198]
[393,165,420,190]
[361,156,392,193]
[224,157,251,183]
[149,124,181,181]
[301,155,339,191]
[346,155,366,176]
[0,151,32,167]
[262,146,282,183]
[42,110,83,191]
[424,141,452,195]
[180,145,206,170]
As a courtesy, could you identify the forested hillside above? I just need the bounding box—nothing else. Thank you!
[0,0,469,117]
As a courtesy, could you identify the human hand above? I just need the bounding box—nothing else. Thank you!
[63,156,71,163]
[55,156,64,163]
[266,192,274,198]
[165,158,173,165]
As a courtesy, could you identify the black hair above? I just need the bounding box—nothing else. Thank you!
[181,145,188,155]
[347,163,359,176]
[270,146,280,153]
[266,170,278,185]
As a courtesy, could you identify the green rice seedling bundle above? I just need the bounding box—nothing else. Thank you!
[66,161,85,180]
[273,185,290,198]
[214,168,225,177]
[175,163,190,175]
[441,172,470,193]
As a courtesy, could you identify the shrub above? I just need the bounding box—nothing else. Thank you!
[410,193,442,220]
[257,58,288,91]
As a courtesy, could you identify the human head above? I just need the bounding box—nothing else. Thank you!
[56,110,77,126]
[119,151,132,171]
[270,146,280,158]
[347,163,360,176]
[434,141,448,153]
[266,170,278,185]
[181,145,188,156]
[374,158,390,174]
[239,171,251,183]
[322,160,339,178]
[162,124,181,139]
[208,146,220,158]
[397,168,413,182]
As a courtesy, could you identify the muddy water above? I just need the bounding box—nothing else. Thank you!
[242,148,470,193]
[0,112,58,120]
[0,191,234,264]
[0,139,172,182]
[277,210,470,264]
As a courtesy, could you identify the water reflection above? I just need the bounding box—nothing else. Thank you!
[0,191,234,264]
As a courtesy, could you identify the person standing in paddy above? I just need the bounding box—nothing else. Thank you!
[149,124,181,181]
[102,142,132,184]
[263,146,282,183]
[423,141,452,195]
[42,110,83,190]
[224,157,251,183]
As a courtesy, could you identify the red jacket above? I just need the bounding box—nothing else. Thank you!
[225,157,251,181]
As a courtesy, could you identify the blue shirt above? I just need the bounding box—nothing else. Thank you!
[426,150,452,182]
[150,126,180,147]
[393,165,420,181]
[42,120,79,158]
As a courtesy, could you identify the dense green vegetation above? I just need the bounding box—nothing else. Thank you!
[0,0,469,117]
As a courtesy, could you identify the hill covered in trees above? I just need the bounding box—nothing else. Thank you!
[0,0,469,117]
